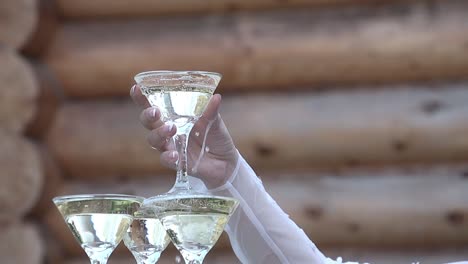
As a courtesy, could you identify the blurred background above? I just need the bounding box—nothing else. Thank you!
[1,0,468,263]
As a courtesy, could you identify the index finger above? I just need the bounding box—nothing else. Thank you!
[130,84,151,109]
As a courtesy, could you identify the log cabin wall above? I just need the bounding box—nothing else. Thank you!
[1,0,467,263]
[0,0,48,263]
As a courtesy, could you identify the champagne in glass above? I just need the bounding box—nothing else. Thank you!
[147,196,238,264]
[134,71,239,264]
[141,85,213,135]
[53,194,143,264]
[123,211,170,264]
[134,71,220,194]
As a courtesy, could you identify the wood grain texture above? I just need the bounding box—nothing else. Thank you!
[0,130,43,221]
[25,60,64,139]
[28,144,63,218]
[0,0,38,49]
[55,0,400,19]
[44,0,468,98]
[0,47,39,133]
[46,85,468,178]
[21,0,59,57]
[0,222,44,264]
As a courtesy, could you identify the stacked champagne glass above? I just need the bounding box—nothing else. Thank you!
[53,71,239,264]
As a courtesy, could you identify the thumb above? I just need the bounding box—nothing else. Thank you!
[201,94,222,121]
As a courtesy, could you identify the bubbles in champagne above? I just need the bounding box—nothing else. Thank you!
[192,119,215,174]
[140,86,212,130]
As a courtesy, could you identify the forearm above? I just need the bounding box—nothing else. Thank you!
[208,152,331,264]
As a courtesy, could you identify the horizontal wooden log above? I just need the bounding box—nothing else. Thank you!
[55,0,400,19]
[43,166,468,255]
[0,222,44,264]
[62,248,468,264]
[0,0,38,49]
[0,47,39,133]
[0,130,43,221]
[25,60,64,139]
[44,0,468,98]
[47,85,468,178]
[47,99,166,178]
[42,233,66,264]
[21,0,59,57]
[28,144,63,218]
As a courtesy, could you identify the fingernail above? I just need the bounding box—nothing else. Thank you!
[151,108,158,118]
[130,85,136,95]
[165,123,174,133]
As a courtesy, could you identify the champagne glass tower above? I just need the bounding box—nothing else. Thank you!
[53,194,143,264]
[134,71,239,264]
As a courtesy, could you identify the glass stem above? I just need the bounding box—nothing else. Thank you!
[171,126,193,192]
[182,251,206,264]
[90,259,106,264]
[185,260,202,264]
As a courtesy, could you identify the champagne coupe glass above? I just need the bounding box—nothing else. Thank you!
[123,210,171,264]
[53,194,144,264]
[134,70,221,195]
[145,196,238,264]
[134,71,239,264]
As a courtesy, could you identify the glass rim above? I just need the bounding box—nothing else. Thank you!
[142,194,239,203]
[52,194,145,204]
[134,70,222,89]
[134,70,222,80]
[141,194,240,214]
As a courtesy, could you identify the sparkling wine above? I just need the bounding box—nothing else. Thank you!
[140,86,213,128]
[55,196,141,216]
[146,196,238,261]
[161,212,228,257]
[123,217,170,264]
[53,195,143,261]
[66,213,132,252]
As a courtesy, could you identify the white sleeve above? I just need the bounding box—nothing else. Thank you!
[207,153,357,264]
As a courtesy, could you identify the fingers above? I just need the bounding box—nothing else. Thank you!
[132,83,178,171]
[130,84,151,109]
[147,123,176,151]
[139,107,164,130]
[160,150,178,170]
[201,94,222,121]
[132,84,164,130]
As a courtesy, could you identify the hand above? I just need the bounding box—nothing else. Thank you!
[130,84,239,189]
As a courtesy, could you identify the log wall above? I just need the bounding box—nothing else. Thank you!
[46,85,468,178]
[45,0,468,98]
[0,47,39,133]
[2,0,468,263]
[0,0,57,263]
[0,223,44,263]
[55,0,403,19]
[0,0,38,49]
